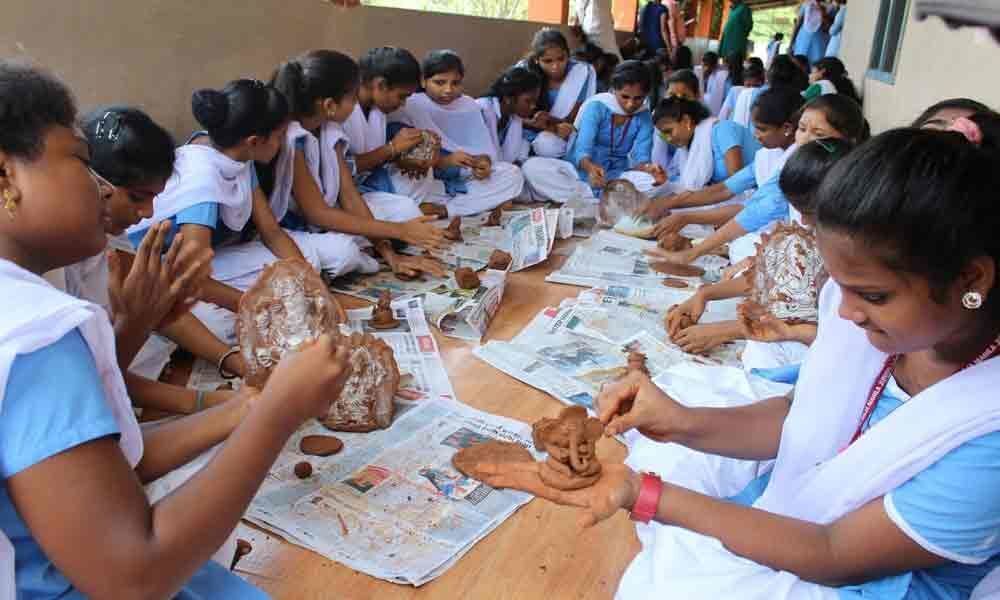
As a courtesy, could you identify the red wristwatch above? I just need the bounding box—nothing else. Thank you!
[629,471,663,523]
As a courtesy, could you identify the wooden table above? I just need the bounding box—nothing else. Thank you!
[235,241,641,599]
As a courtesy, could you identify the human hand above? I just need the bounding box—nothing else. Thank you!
[642,196,673,220]
[644,246,697,266]
[652,213,689,238]
[596,371,690,442]
[475,461,642,528]
[635,163,667,186]
[666,292,706,337]
[391,127,425,154]
[672,321,738,354]
[444,150,480,170]
[586,164,607,189]
[260,335,353,428]
[555,122,576,140]
[388,253,448,279]
[722,257,754,282]
[398,215,451,251]
[737,303,800,343]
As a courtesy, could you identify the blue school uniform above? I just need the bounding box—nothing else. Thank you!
[567,101,654,192]
[733,172,788,232]
[710,121,760,183]
[792,4,830,66]
[723,163,756,196]
[0,329,267,599]
[739,365,1000,599]
[639,1,669,53]
[523,62,592,145]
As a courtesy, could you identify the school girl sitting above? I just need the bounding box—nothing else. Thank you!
[802,57,859,102]
[730,55,809,129]
[0,60,352,600]
[268,49,447,280]
[390,49,525,217]
[695,51,728,116]
[477,65,543,165]
[719,59,764,121]
[477,119,1000,600]
[520,28,597,159]
[521,60,662,203]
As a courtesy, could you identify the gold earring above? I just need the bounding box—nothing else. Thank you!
[3,189,16,220]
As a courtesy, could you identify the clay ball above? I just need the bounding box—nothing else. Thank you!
[294,461,313,479]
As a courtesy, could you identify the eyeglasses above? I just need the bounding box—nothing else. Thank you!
[95,111,125,143]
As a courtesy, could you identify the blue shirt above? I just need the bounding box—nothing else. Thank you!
[0,328,268,599]
[710,120,760,183]
[740,365,1000,599]
[733,173,788,232]
[724,163,757,195]
[639,2,668,51]
[568,101,654,189]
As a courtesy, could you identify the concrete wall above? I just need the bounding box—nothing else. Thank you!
[839,4,1000,133]
[0,1,555,139]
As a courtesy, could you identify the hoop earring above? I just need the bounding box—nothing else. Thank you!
[963,291,984,310]
[2,189,15,220]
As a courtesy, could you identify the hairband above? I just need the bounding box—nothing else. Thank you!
[948,116,983,146]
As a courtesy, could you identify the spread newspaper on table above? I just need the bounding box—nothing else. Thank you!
[246,299,538,586]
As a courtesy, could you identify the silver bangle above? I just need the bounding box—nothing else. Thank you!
[218,346,241,380]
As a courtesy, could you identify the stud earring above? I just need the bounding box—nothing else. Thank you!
[963,291,984,310]
[2,189,16,220]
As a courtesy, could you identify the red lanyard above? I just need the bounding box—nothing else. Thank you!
[850,333,1000,446]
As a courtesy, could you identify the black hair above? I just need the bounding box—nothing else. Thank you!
[359,47,421,88]
[802,94,869,144]
[666,68,700,97]
[81,106,176,187]
[793,54,811,72]
[674,46,694,70]
[271,50,359,119]
[486,64,542,100]
[611,60,652,93]
[752,86,806,126]
[725,52,745,86]
[768,55,809,91]
[912,97,993,127]
[702,51,720,68]
[747,56,765,71]
[644,59,665,108]
[0,60,76,161]
[778,137,853,215]
[811,57,859,102]
[530,28,570,62]
[422,50,465,80]
[970,111,1000,153]
[654,48,673,70]
[744,62,766,84]
[573,42,605,64]
[774,32,784,41]
[816,127,1000,311]
[192,79,288,149]
[653,95,711,125]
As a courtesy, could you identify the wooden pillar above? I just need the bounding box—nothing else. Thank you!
[528,0,570,24]
[611,0,638,32]
[694,0,715,38]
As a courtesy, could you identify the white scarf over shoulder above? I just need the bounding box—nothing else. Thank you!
[341,103,388,155]
[573,92,648,129]
[397,93,498,162]
[550,61,597,120]
[130,145,253,235]
[673,117,719,191]
[0,260,144,598]
[268,121,320,222]
[476,97,524,164]
[318,122,350,209]
[732,86,758,128]
[617,280,1000,599]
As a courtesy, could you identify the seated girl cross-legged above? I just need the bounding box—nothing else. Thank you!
[479,121,1000,599]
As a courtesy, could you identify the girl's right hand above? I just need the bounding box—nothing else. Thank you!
[261,335,353,429]
[666,292,706,337]
[398,215,450,251]
[597,372,690,442]
[391,128,425,154]
[652,213,689,238]
[444,150,480,170]
[586,164,606,189]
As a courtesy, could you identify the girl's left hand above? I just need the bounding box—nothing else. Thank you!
[555,122,576,140]
[635,163,667,186]
[475,461,642,528]
[672,321,737,354]
[388,254,448,279]
[645,246,697,265]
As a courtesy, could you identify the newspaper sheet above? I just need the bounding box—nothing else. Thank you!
[247,397,538,586]
[422,269,507,342]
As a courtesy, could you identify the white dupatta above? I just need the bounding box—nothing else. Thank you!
[753,143,796,190]
[572,92,648,129]
[476,96,525,164]
[673,117,719,191]
[617,281,1000,599]
[549,61,597,120]
[702,69,729,117]
[318,122,350,208]
[0,260,144,598]
[340,103,388,155]
[269,121,321,222]
[732,86,758,128]
[397,93,498,162]
[129,145,253,235]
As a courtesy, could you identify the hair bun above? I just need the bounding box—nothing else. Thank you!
[191,88,229,130]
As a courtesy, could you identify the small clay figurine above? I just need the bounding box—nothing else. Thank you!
[444,217,463,242]
[370,290,400,330]
[626,351,649,376]
[651,260,704,277]
[230,539,253,570]
[294,461,313,479]
[299,435,344,457]
[320,332,400,432]
[532,406,603,490]
[485,205,503,227]
[741,222,826,325]
[486,249,512,271]
[658,232,693,252]
[454,267,481,290]
[419,202,448,219]
[452,439,534,481]
[661,277,690,289]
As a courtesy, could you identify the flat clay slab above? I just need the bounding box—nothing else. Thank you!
[452,440,533,481]
[662,277,690,288]
[300,435,344,457]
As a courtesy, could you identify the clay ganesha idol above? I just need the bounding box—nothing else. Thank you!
[532,406,604,490]
[237,258,401,432]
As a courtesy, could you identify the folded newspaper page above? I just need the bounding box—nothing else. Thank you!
[247,300,536,586]
[422,269,507,342]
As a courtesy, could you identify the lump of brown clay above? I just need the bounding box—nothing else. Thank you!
[454,267,481,290]
[370,290,400,329]
[294,461,314,479]
[487,249,512,271]
[452,440,533,481]
[444,217,463,242]
[237,258,346,389]
[484,205,503,227]
[230,539,253,570]
[658,232,693,252]
[419,202,448,219]
[532,406,603,490]
[299,434,344,457]
[651,260,704,277]
[320,332,400,433]
[626,351,649,376]
[662,277,690,288]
